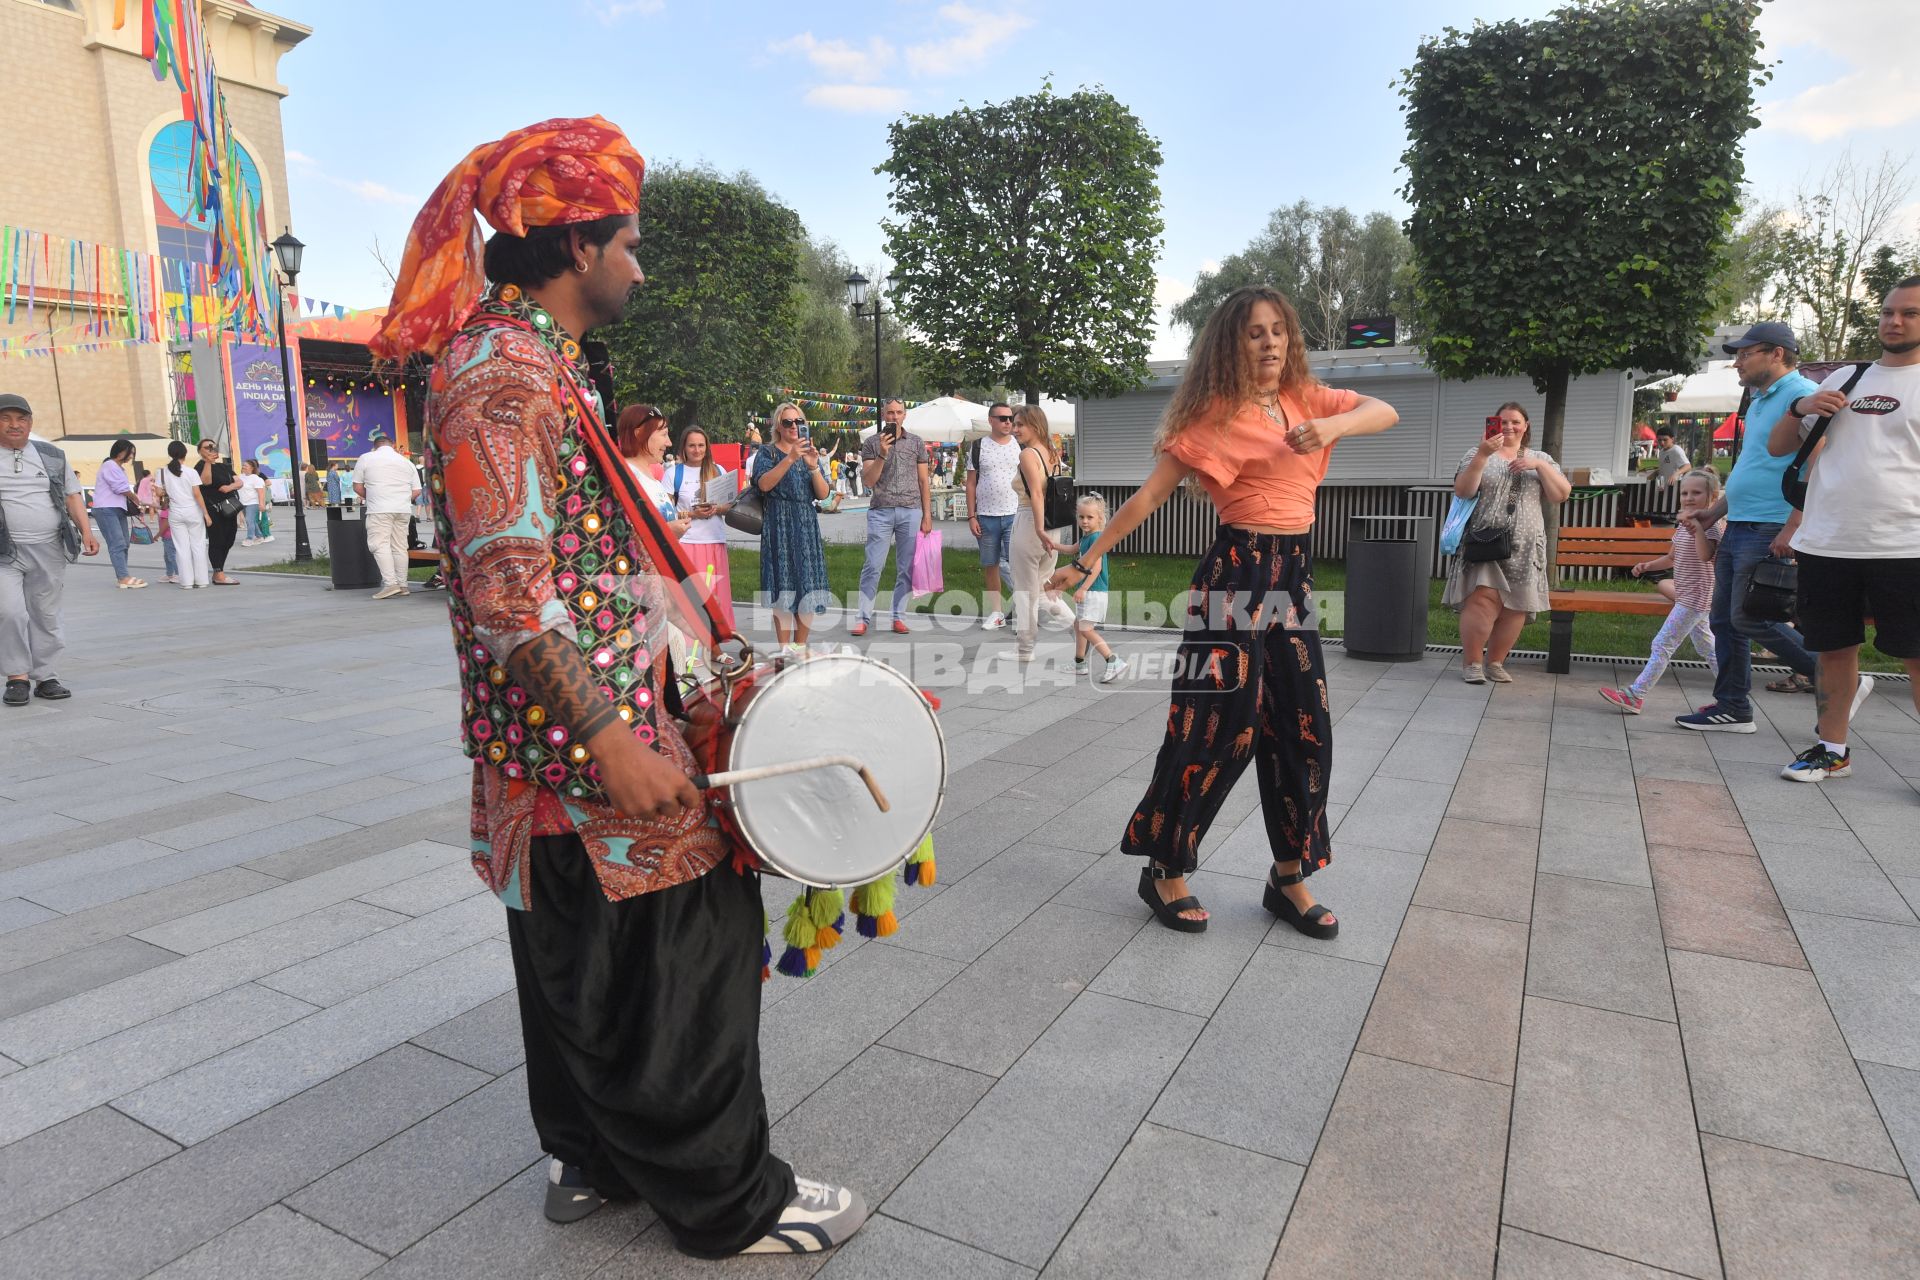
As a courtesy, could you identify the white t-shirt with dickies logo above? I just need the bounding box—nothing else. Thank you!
[1792,361,1920,559]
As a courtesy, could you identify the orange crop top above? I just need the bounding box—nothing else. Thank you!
[1162,385,1360,529]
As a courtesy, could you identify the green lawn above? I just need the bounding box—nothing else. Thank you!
[251,555,439,582]
[255,545,1902,672]
[729,544,1904,671]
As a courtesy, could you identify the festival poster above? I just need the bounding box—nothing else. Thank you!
[221,340,299,479]
[303,378,397,460]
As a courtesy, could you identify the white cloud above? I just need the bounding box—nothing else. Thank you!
[286,149,317,168]
[287,151,419,207]
[804,85,911,114]
[770,33,896,83]
[904,4,1033,78]
[585,0,664,24]
[1150,272,1195,360]
[1759,0,1920,140]
[1763,69,1920,142]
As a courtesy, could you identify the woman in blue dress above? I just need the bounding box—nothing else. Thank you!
[752,401,831,654]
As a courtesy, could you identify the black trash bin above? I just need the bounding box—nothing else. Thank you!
[326,506,381,590]
[1344,515,1434,662]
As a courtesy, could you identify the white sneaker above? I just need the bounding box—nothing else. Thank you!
[737,1176,868,1253]
[1073,657,1090,676]
[261,535,275,543]
[982,611,1007,630]
[1101,656,1130,684]
[1849,674,1876,724]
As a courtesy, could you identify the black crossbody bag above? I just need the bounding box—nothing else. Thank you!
[1462,498,1518,563]
[1782,362,1871,511]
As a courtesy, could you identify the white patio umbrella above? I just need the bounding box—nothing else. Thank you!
[894,396,988,444]
[1661,360,1743,415]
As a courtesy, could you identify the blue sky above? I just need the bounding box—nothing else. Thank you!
[277,0,1917,358]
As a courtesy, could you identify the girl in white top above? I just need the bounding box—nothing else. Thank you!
[666,426,737,631]
[238,460,270,545]
[160,440,212,588]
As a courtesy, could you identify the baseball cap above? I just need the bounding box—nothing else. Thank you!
[0,393,32,415]
[1723,321,1799,355]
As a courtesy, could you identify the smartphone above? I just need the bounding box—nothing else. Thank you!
[1484,416,1504,439]
[797,423,811,442]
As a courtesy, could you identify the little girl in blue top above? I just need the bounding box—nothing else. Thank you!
[1052,495,1129,683]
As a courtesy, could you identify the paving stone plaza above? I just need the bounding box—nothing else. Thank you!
[4,538,1920,1279]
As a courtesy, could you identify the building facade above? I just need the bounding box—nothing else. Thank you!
[0,0,308,440]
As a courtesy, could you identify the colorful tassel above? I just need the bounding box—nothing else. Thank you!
[775,892,820,977]
[905,833,937,886]
[852,875,899,937]
[815,913,845,950]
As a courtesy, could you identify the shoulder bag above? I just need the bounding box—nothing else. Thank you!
[1462,498,1517,563]
[1782,362,1872,511]
[725,451,764,535]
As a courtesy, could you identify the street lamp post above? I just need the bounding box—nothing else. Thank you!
[270,229,312,563]
[845,271,885,407]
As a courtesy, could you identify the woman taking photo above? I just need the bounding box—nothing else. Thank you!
[666,425,736,632]
[1444,403,1572,683]
[1047,286,1397,935]
[195,439,243,585]
[751,402,831,655]
[162,441,212,588]
[94,438,146,589]
[1010,405,1074,661]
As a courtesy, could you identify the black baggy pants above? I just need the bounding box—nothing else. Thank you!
[1122,529,1335,875]
[505,835,793,1256]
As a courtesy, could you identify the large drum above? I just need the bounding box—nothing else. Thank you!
[692,652,946,888]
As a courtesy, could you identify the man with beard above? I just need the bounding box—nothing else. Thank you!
[1767,278,1920,781]
[370,117,865,1257]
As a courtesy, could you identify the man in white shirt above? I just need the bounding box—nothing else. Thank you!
[352,428,422,599]
[964,402,1021,627]
[1766,277,1920,781]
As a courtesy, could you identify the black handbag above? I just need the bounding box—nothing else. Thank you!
[1743,557,1798,623]
[1783,362,1871,511]
[210,492,242,519]
[1462,499,1517,563]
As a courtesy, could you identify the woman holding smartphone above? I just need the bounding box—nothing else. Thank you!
[1444,403,1572,683]
[751,402,831,654]
[1046,286,1398,936]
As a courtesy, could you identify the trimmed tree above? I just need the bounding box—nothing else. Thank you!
[602,164,802,439]
[878,84,1164,406]
[1399,0,1766,555]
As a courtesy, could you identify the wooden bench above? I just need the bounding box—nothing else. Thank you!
[1543,526,1677,674]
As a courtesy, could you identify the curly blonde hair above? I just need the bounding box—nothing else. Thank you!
[1156,286,1323,457]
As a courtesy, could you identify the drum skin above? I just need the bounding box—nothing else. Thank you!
[720,654,946,888]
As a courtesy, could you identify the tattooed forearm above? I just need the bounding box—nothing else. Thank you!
[506,630,624,744]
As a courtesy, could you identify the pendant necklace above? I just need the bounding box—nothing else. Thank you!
[1254,394,1290,430]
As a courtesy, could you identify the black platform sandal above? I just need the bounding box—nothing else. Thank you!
[1138,864,1208,933]
[1264,868,1339,940]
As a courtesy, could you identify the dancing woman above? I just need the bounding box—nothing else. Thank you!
[1047,286,1397,934]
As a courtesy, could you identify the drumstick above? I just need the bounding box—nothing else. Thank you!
[694,756,891,813]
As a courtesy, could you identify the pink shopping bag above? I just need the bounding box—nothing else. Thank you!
[911,530,944,598]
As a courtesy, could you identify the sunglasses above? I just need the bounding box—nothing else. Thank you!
[779,418,806,428]
[990,414,1013,423]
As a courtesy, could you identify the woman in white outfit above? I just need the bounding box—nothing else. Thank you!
[1010,405,1074,660]
[160,440,212,588]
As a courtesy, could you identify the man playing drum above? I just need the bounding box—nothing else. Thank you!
[371,117,867,1258]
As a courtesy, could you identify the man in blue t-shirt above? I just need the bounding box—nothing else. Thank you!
[1674,322,1819,731]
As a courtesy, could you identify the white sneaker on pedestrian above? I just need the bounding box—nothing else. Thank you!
[737,1177,868,1254]
[1850,674,1877,724]
[1101,656,1129,684]
[261,535,275,543]
[982,611,1007,630]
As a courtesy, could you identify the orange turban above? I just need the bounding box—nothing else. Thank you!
[370,116,644,362]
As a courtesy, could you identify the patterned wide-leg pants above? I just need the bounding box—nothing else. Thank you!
[1122,529,1334,876]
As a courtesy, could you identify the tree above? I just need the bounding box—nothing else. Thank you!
[1773,151,1914,359]
[1399,0,1765,557]
[792,235,858,395]
[879,84,1164,405]
[1173,202,1413,349]
[600,164,802,440]
[1709,197,1792,325]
